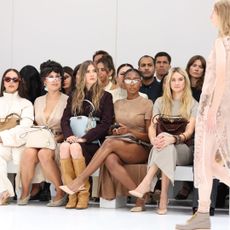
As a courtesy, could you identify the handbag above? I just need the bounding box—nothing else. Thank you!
[153,114,193,146]
[0,113,21,131]
[25,126,56,150]
[153,114,188,136]
[70,99,99,137]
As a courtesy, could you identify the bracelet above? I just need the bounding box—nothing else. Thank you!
[173,135,181,144]
[181,133,187,142]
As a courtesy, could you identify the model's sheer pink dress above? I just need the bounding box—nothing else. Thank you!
[194,37,230,188]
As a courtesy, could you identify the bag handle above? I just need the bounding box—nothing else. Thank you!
[1,113,21,121]
[152,114,186,123]
[73,99,95,117]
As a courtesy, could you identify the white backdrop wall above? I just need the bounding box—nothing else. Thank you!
[0,0,216,77]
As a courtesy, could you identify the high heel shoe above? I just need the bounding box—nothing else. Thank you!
[59,185,85,195]
[156,198,169,215]
[47,195,67,207]
[156,208,167,215]
[130,206,145,212]
[129,189,145,199]
[0,191,10,205]
[17,195,30,205]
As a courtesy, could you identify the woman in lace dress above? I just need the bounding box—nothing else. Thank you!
[176,1,230,229]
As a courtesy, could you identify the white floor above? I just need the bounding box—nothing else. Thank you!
[0,201,229,230]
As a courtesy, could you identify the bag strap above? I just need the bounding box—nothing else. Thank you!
[3,113,21,121]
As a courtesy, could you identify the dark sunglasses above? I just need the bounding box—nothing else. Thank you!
[4,77,20,83]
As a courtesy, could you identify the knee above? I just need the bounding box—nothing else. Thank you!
[38,150,53,164]
[59,142,71,159]
[101,139,117,150]
[70,143,83,159]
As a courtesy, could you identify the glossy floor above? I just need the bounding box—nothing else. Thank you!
[0,202,229,230]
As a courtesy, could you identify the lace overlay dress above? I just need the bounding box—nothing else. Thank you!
[194,37,230,187]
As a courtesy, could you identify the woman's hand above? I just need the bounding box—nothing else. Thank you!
[205,108,217,133]
[66,135,78,143]
[76,138,86,143]
[153,133,175,151]
[113,123,129,135]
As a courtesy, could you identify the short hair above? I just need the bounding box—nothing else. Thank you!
[117,63,133,76]
[154,52,171,64]
[138,55,155,67]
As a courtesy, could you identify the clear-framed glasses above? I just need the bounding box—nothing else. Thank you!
[4,77,20,83]
[46,75,62,82]
[124,79,140,84]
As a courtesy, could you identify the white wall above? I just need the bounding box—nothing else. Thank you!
[0,0,216,76]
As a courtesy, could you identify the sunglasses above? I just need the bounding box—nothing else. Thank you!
[46,76,62,82]
[4,77,20,83]
[124,79,140,84]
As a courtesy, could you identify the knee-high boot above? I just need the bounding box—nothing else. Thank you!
[60,158,78,209]
[72,157,90,209]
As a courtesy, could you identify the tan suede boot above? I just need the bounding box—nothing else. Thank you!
[60,158,77,209]
[72,158,90,209]
[175,212,211,230]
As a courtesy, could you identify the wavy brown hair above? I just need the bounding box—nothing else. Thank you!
[71,60,104,114]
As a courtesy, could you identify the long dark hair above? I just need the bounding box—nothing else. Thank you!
[20,65,42,103]
[0,68,27,98]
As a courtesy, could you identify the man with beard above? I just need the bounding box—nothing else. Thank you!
[138,55,162,103]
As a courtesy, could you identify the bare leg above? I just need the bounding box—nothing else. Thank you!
[20,148,39,199]
[157,172,170,214]
[65,139,148,193]
[38,149,64,201]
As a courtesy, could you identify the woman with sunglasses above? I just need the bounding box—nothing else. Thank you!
[60,69,153,211]
[18,60,68,207]
[0,69,34,205]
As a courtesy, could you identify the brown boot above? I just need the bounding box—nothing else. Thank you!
[60,158,77,209]
[72,158,90,209]
[175,212,211,230]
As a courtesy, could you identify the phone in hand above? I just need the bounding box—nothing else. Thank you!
[110,123,121,130]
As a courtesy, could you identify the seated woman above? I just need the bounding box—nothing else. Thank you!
[129,67,198,215]
[60,69,153,211]
[96,54,117,91]
[18,60,68,206]
[0,69,34,205]
[59,60,114,209]
[109,63,148,103]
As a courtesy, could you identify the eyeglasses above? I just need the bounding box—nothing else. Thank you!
[124,79,140,84]
[4,77,20,83]
[46,76,62,82]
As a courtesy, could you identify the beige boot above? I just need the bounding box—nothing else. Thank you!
[60,158,77,209]
[175,212,211,230]
[72,158,90,209]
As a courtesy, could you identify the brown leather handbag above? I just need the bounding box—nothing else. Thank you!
[0,113,21,131]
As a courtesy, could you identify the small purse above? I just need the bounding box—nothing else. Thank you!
[70,99,99,137]
[25,126,56,150]
[0,113,21,131]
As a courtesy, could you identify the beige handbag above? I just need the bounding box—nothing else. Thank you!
[0,113,21,131]
[25,126,56,150]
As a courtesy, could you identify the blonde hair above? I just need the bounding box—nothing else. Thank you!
[214,0,230,36]
[71,60,104,114]
[161,67,193,120]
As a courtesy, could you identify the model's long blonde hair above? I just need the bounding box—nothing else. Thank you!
[215,0,230,36]
[161,67,193,120]
[71,60,104,114]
